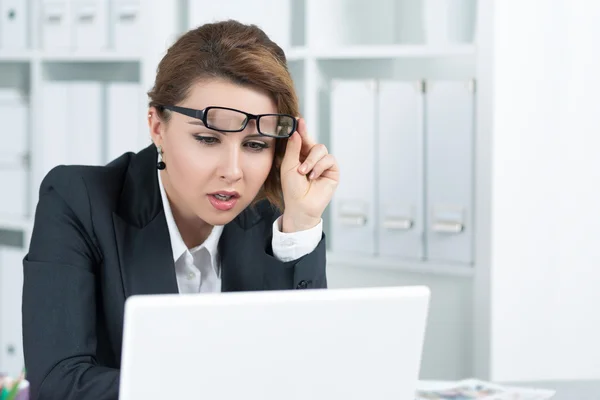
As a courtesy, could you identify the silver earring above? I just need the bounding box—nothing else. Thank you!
[156,146,166,170]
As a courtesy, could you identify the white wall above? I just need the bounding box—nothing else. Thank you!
[490,0,600,381]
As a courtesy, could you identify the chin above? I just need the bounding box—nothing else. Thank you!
[197,205,247,226]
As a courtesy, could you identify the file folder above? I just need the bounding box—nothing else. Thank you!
[0,100,28,161]
[0,246,27,378]
[106,82,141,162]
[0,167,27,218]
[188,0,292,50]
[40,82,69,181]
[73,0,109,50]
[39,81,104,189]
[110,0,140,51]
[377,80,424,260]
[40,1,72,50]
[0,0,28,49]
[68,82,104,166]
[0,98,28,218]
[425,80,475,264]
[330,79,376,255]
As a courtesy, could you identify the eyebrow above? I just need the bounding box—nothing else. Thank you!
[188,125,271,140]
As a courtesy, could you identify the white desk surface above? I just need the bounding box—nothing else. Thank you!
[419,379,600,400]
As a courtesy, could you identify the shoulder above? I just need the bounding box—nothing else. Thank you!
[36,144,162,229]
[38,151,134,212]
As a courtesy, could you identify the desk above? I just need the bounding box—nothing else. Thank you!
[508,380,600,400]
[419,380,600,400]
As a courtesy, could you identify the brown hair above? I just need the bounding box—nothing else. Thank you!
[147,20,299,211]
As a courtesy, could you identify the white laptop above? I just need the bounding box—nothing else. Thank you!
[119,285,430,400]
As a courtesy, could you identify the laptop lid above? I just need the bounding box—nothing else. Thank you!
[119,285,430,400]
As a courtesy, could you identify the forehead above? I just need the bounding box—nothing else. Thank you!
[182,78,277,115]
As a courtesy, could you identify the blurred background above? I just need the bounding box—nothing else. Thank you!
[0,0,599,384]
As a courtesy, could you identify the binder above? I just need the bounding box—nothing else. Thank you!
[188,0,292,50]
[377,81,424,259]
[39,82,104,185]
[68,82,104,166]
[106,82,141,162]
[0,98,28,218]
[330,79,377,255]
[0,0,28,49]
[40,1,72,50]
[40,82,69,183]
[0,246,27,378]
[0,167,28,218]
[110,0,140,51]
[425,80,475,264]
[72,0,109,50]
[0,99,28,161]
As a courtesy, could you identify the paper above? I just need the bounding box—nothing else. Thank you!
[416,379,556,400]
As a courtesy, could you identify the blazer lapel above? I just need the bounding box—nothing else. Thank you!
[113,211,178,297]
[113,145,179,297]
[219,200,270,292]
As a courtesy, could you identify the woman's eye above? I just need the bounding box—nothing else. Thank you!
[245,141,269,151]
[194,136,219,145]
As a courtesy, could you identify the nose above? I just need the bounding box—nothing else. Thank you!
[218,144,243,184]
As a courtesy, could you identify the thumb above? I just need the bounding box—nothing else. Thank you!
[280,131,302,173]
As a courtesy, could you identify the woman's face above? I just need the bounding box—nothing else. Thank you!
[151,78,277,226]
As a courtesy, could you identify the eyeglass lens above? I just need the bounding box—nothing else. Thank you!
[205,107,294,137]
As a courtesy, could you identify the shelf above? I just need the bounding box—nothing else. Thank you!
[326,252,475,278]
[1,46,476,63]
[312,44,476,60]
[1,51,141,63]
[39,52,142,63]
[0,216,33,232]
[0,51,33,63]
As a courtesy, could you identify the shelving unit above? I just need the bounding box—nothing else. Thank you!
[0,0,147,377]
[0,0,494,382]
[182,0,484,380]
[311,44,476,59]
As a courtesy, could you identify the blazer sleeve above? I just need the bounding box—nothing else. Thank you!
[261,203,328,290]
[22,167,119,400]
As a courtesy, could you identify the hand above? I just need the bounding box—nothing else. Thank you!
[280,118,340,233]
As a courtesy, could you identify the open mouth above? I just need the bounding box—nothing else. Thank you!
[214,194,234,201]
[208,191,240,211]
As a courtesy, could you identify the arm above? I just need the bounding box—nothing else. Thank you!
[271,117,337,289]
[271,216,323,263]
[22,168,120,400]
[261,211,327,290]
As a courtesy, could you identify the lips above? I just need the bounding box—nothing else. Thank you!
[208,191,240,201]
[208,191,240,211]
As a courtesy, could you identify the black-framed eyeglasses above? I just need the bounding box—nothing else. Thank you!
[160,105,297,138]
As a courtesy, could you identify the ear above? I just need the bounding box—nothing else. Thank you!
[148,106,165,147]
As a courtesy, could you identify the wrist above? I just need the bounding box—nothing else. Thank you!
[281,213,320,233]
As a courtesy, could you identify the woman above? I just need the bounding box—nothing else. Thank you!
[22,20,339,400]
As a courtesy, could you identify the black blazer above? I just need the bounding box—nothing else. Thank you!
[22,144,327,400]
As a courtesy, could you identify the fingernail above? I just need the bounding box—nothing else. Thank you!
[299,164,307,173]
[309,172,315,180]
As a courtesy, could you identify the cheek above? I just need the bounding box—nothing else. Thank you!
[168,141,215,187]
[243,151,275,182]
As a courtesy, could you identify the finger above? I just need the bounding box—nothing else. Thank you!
[280,131,302,173]
[298,144,329,175]
[296,118,317,154]
[307,154,337,180]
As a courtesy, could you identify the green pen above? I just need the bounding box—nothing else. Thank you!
[5,381,20,400]
[2,376,22,400]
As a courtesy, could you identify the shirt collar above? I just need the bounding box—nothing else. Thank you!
[157,169,223,271]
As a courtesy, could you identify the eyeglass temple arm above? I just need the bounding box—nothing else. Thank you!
[162,105,205,120]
